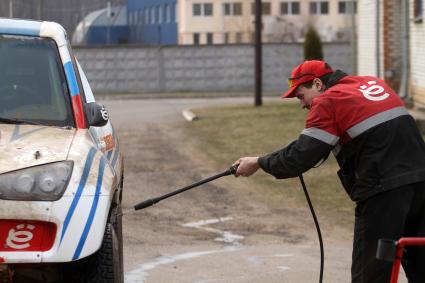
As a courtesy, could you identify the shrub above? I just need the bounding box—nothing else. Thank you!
[304,26,323,60]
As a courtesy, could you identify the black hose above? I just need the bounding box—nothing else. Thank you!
[299,174,324,283]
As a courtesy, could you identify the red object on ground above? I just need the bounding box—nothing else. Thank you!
[0,220,56,252]
[390,237,425,283]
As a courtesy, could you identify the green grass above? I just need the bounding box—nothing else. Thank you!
[183,101,354,227]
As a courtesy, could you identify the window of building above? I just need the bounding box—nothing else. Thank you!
[204,3,213,15]
[193,3,202,16]
[158,6,163,23]
[193,33,200,45]
[281,2,300,15]
[320,1,328,13]
[166,4,171,22]
[310,1,329,14]
[151,7,156,24]
[224,2,243,15]
[224,3,231,15]
[175,3,179,23]
[207,33,213,44]
[139,10,143,24]
[414,0,423,22]
[193,3,214,16]
[338,1,357,14]
[234,3,242,15]
[145,8,149,24]
[251,2,271,15]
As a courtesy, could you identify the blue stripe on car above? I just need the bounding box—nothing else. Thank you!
[73,156,106,260]
[10,125,47,142]
[64,61,79,97]
[60,147,97,243]
[0,20,41,36]
[107,149,113,160]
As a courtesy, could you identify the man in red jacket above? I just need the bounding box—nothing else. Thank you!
[234,60,425,283]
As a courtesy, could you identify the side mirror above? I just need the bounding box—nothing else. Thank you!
[85,102,109,127]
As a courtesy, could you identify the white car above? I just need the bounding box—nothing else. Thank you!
[0,18,124,283]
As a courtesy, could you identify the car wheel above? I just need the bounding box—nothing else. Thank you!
[113,204,124,283]
[86,205,124,283]
[62,204,124,283]
[66,207,123,283]
[83,220,123,283]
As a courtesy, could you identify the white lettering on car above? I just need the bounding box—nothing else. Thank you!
[6,224,35,250]
[359,81,390,101]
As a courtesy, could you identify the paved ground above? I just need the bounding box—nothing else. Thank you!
[101,97,407,283]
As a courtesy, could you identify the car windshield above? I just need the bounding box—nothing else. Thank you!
[0,35,74,127]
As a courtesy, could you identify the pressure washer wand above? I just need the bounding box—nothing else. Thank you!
[132,164,238,211]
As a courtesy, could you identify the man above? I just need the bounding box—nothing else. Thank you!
[234,60,425,283]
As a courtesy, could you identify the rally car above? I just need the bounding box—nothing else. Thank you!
[0,18,124,282]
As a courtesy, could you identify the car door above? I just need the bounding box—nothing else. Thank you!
[76,60,121,176]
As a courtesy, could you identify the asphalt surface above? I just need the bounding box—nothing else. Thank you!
[102,97,270,125]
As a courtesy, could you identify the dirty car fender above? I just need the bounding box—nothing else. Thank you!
[48,129,116,262]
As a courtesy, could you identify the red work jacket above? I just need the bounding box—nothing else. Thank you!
[259,72,425,202]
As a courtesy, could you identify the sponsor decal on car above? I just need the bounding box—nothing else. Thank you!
[0,220,56,252]
[102,134,115,152]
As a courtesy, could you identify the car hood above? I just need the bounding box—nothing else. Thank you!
[0,125,76,174]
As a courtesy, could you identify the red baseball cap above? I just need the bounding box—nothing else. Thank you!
[282,60,333,98]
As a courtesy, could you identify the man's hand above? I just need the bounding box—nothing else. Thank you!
[233,157,260,177]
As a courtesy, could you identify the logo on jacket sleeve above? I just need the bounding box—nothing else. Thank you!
[358,81,390,101]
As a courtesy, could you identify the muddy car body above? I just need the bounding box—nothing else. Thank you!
[0,18,124,282]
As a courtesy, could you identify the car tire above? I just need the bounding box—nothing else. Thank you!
[85,212,124,283]
[65,208,124,283]
[113,204,124,283]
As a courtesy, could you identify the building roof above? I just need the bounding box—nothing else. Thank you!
[72,5,127,44]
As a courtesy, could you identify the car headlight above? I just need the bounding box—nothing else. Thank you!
[0,161,74,201]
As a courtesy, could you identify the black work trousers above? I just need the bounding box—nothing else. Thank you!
[352,182,425,283]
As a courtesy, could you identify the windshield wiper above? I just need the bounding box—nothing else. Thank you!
[0,117,41,125]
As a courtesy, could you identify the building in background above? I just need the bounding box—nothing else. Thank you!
[410,0,425,106]
[127,0,178,45]
[0,0,356,46]
[357,0,424,107]
[73,5,129,45]
[178,0,357,45]
[0,0,126,41]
